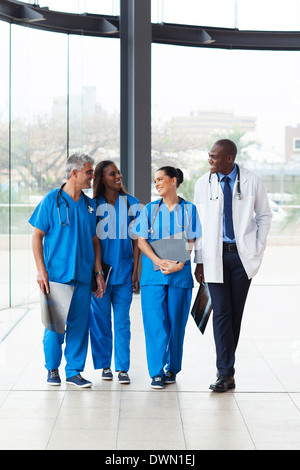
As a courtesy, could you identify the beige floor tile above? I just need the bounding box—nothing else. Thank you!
[181,408,255,450]
[234,392,300,449]
[0,416,56,450]
[62,390,121,409]
[120,392,180,419]
[47,428,118,450]
[117,417,185,447]
[0,390,64,419]
[178,391,238,411]
[54,406,120,430]
[117,440,187,450]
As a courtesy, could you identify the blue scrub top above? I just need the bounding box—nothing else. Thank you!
[95,193,141,285]
[131,198,201,288]
[28,188,96,285]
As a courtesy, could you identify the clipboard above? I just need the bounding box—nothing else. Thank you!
[150,235,190,271]
[40,281,75,334]
[190,282,213,334]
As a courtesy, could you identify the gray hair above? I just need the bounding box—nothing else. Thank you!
[65,153,94,180]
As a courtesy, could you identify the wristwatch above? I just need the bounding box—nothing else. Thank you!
[94,270,104,276]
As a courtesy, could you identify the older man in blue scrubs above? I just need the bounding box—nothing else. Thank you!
[29,153,105,388]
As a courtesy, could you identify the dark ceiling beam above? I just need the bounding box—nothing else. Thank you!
[152,23,300,51]
[1,1,300,50]
[29,10,119,36]
[152,23,215,46]
[0,0,119,35]
[188,25,300,51]
[0,0,45,22]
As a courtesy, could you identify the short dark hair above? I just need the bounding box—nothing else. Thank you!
[215,139,237,159]
[157,166,184,187]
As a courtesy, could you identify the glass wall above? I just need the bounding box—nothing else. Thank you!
[152,0,300,31]
[68,35,120,165]
[0,21,10,308]
[9,26,68,307]
[0,20,120,309]
[26,0,120,15]
[151,44,300,282]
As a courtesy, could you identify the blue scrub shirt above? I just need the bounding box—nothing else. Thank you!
[131,198,201,288]
[95,193,141,285]
[29,188,96,285]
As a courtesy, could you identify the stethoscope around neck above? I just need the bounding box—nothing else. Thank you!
[209,164,242,201]
[148,197,188,236]
[56,183,94,226]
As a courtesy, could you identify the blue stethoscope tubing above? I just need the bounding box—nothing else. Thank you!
[209,164,242,201]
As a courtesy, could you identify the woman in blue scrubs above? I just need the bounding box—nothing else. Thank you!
[89,160,141,384]
[131,166,201,389]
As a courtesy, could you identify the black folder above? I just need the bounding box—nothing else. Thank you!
[92,261,112,292]
[101,262,112,283]
[190,282,213,334]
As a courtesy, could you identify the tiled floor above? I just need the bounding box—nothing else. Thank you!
[0,246,300,450]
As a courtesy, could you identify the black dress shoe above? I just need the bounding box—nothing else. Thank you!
[209,375,235,392]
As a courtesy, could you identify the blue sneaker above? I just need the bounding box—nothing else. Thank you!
[47,369,61,386]
[102,368,113,380]
[151,375,165,389]
[164,371,176,384]
[66,374,92,388]
[118,371,130,384]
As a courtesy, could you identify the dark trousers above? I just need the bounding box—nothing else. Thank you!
[208,249,251,377]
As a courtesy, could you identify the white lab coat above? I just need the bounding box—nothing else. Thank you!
[194,165,272,282]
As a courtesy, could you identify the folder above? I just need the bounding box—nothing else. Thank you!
[40,281,74,334]
[102,262,112,284]
[190,282,213,334]
[92,261,112,292]
[150,234,190,271]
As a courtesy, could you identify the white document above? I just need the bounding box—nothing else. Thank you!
[40,281,74,334]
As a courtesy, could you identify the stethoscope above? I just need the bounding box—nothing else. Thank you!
[148,197,189,236]
[209,164,242,201]
[56,183,94,226]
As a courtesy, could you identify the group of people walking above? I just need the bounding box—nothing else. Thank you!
[29,139,272,392]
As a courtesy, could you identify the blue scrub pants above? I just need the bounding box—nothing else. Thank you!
[141,285,192,378]
[89,281,132,372]
[43,280,91,378]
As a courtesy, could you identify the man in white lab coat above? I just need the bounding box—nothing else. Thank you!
[194,139,272,392]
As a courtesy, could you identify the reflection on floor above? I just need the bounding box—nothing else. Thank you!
[0,279,300,450]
